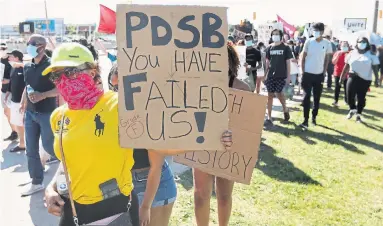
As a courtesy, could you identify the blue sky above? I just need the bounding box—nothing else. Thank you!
[0,0,381,30]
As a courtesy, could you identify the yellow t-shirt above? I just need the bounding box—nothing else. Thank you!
[51,91,134,205]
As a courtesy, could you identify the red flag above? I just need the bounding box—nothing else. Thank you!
[98,5,116,34]
[277,15,296,36]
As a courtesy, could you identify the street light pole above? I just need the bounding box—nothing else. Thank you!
[373,0,379,33]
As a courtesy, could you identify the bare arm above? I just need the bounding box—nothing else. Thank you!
[140,151,165,209]
[265,58,270,78]
[19,87,27,112]
[47,163,64,192]
[1,78,9,84]
[332,52,339,65]
[340,64,350,81]
[42,88,58,98]
[323,54,331,75]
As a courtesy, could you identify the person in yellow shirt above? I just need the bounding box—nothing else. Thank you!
[43,43,139,226]
[44,43,233,226]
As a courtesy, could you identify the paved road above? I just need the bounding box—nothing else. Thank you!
[0,54,301,225]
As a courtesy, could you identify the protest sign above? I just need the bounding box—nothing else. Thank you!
[344,18,367,33]
[235,45,247,79]
[232,29,246,40]
[174,88,267,184]
[116,5,229,150]
[257,22,283,45]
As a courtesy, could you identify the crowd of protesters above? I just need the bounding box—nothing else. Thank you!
[1,20,382,226]
[230,22,382,128]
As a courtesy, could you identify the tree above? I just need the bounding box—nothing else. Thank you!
[65,25,77,35]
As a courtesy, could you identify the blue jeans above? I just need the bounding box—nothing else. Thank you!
[25,110,56,185]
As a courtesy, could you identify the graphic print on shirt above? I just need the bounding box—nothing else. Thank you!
[55,115,70,134]
[269,50,284,56]
[94,109,105,137]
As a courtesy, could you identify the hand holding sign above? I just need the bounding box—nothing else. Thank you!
[117,5,229,151]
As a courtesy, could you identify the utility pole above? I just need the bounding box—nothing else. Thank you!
[373,0,379,33]
[44,0,50,35]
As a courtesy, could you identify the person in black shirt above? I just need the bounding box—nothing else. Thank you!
[20,34,58,196]
[379,46,383,87]
[265,29,293,124]
[244,34,262,93]
[5,50,26,152]
[79,38,99,61]
[1,43,18,141]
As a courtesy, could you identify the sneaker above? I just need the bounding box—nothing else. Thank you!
[284,112,290,122]
[21,184,44,197]
[10,146,26,153]
[265,119,274,126]
[45,158,59,165]
[299,121,309,130]
[332,102,339,107]
[356,115,363,123]
[347,110,356,120]
[4,131,18,142]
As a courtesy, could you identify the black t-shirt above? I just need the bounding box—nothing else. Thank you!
[8,67,26,103]
[24,56,57,113]
[132,149,150,170]
[1,57,12,93]
[246,47,261,76]
[266,43,293,79]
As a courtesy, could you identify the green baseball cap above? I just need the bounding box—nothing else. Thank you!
[42,43,95,76]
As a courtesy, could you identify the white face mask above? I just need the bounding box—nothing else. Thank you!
[245,40,253,47]
[272,35,281,43]
[313,31,321,39]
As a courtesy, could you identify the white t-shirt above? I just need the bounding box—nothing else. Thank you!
[345,50,380,81]
[303,38,333,74]
[0,62,4,81]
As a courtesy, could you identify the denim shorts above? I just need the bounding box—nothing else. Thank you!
[132,161,177,208]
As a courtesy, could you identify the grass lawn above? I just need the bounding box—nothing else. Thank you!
[170,87,383,226]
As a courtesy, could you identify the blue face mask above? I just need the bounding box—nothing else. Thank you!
[357,42,367,50]
[27,45,39,58]
[245,40,253,47]
[313,31,321,39]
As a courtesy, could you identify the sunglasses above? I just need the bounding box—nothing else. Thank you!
[357,40,367,44]
[49,67,87,83]
[27,40,42,46]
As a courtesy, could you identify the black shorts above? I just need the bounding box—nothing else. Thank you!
[265,77,286,93]
[59,192,139,226]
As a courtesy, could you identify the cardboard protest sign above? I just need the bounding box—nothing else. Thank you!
[344,18,367,32]
[232,29,246,40]
[174,88,267,184]
[257,22,283,45]
[116,5,229,150]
